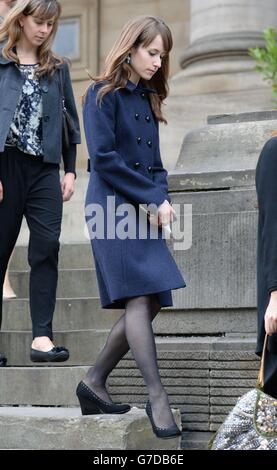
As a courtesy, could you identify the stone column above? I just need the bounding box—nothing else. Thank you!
[162,0,277,170]
[177,0,277,94]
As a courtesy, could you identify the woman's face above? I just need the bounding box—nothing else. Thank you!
[130,34,166,83]
[19,14,55,48]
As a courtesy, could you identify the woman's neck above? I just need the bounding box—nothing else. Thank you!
[16,37,39,64]
[129,69,140,86]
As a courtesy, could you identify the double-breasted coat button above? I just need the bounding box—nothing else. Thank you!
[147,140,152,147]
[135,113,140,120]
[137,137,142,144]
[140,92,146,99]
[134,162,140,169]
[44,115,50,122]
[145,115,150,122]
[147,166,152,172]
[42,85,48,93]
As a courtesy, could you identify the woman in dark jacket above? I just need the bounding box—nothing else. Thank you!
[256,136,277,397]
[78,16,185,439]
[0,0,81,366]
[0,1,17,301]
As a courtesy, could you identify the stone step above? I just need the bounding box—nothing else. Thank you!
[0,365,210,411]
[0,337,260,434]
[2,297,255,336]
[0,363,206,434]
[0,333,259,367]
[7,242,257,335]
[2,297,122,331]
[11,244,94,270]
[0,339,258,402]
[0,330,109,366]
[9,269,99,298]
[181,432,213,450]
[0,331,209,367]
[0,406,181,450]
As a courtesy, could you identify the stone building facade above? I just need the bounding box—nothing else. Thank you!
[56,0,277,170]
[55,0,189,169]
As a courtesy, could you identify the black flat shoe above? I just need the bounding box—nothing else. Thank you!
[0,354,7,367]
[145,401,182,439]
[30,346,69,363]
[76,380,131,415]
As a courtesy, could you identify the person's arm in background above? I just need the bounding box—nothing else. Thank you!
[60,62,81,201]
[256,137,277,335]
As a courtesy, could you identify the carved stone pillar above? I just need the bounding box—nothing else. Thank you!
[162,0,277,170]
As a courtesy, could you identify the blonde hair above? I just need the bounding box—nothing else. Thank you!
[0,0,63,76]
[87,15,173,123]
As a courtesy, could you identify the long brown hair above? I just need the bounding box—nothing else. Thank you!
[0,0,63,77]
[88,16,173,123]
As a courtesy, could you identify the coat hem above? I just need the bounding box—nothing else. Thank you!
[100,282,186,309]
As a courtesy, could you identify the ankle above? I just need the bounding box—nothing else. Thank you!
[84,376,106,389]
[149,389,168,403]
[32,336,54,351]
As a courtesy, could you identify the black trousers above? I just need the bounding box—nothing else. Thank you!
[0,146,62,340]
[263,347,277,398]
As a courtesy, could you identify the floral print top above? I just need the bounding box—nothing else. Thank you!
[6,63,43,156]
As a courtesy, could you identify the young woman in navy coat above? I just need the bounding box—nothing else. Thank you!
[77,16,185,439]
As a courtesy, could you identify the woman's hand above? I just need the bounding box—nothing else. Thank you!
[265,291,277,335]
[0,180,3,203]
[61,173,75,202]
[157,200,176,227]
[148,200,176,227]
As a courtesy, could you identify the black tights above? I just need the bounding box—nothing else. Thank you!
[84,295,177,428]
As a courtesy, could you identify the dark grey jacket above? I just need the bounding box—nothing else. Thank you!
[0,45,81,173]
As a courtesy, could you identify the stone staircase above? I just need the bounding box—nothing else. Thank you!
[0,244,261,450]
[0,243,184,450]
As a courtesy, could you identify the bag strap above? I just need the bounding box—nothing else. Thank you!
[256,334,268,389]
[58,66,66,111]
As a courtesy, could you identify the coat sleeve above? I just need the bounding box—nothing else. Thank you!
[83,86,168,207]
[61,62,81,175]
[152,121,171,203]
[256,137,277,292]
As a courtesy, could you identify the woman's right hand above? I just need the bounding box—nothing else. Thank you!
[265,291,277,335]
[0,180,3,203]
[157,200,176,227]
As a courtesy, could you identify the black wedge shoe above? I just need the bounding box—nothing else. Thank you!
[145,401,182,439]
[76,381,131,415]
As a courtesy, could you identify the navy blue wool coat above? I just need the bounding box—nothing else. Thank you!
[83,79,186,309]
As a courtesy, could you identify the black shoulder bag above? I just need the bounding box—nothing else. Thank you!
[59,66,75,149]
